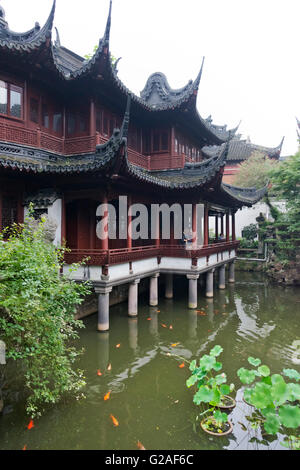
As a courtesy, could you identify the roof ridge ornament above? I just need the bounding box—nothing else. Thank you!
[0,4,8,30]
[104,0,113,44]
[54,27,61,48]
[193,56,205,90]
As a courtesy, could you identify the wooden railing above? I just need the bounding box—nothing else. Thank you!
[1,121,187,170]
[0,121,96,156]
[64,241,239,267]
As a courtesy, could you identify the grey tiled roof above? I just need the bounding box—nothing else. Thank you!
[202,136,284,161]
[221,182,268,205]
[0,0,55,49]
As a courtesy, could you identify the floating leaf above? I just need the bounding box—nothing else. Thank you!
[278,405,300,429]
[271,374,288,405]
[248,357,261,367]
[209,345,223,358]
[189,360,197,372]
[237,367,256,385]
[258,365,270,377]
[243,387,253,404]
[286,383,300,402]
[282,369,300,382]
[250,383,273,409]
[264,414,281,435]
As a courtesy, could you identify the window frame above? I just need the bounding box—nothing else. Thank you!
[0,77,24,122]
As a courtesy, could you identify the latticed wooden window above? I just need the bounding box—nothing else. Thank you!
[2,196,18,230]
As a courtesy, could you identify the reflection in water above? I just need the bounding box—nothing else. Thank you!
[96,332,110,371]
[188,310,197,338]
[0,272,299,451]
[128,318,138,351]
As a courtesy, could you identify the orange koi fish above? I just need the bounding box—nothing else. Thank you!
[157,310,160,313]
[171,343,180,347]
[161,323,167,328]
[107,363,112,371]
[116,344,121,349]
[179,363,185,369]
[22,445,27,451]
[27,420,34,430]
[137,441,146,450]
[104,391,111,401]
[169,325,173,330]
[110,414,119,427]
[97,369,102,376]
[147,318,152,321]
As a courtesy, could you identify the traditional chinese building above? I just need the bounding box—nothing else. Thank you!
[0,1,268,330]
[203,134,284,185]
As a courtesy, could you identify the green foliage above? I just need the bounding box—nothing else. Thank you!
[187,345,234,429]
[237,357,300,436]
[84,45,117,65]
[261,152,300,262]
[233,151,277,189]
[0,215,91,417]
[241,224,258,242]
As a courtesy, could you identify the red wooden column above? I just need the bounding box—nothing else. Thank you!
[192,203,197,247]
[101,193,109,251]
[221,215,224,235]
[90,99,96,137]
[127,195,132,251]
[215,215,219,241]
[232,211,236,242]
[204,204,209,246]
[226,212,230,242]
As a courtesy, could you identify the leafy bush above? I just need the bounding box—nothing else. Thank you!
[186,345,235,431]
[0,216,91,417]
[237,357,300,436]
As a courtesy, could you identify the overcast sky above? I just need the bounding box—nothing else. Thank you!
[2,0,300,156]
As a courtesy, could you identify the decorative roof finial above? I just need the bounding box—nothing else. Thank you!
[104,0,113,44]
[0,4,8,29]
[54,27,61,48]
[194,57,205,90]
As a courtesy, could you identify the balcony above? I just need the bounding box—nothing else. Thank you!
[64,241,239,267]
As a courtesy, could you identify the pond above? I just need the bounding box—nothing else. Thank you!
[0,272,299,450]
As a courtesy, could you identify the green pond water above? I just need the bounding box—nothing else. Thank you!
[0,272,299,451]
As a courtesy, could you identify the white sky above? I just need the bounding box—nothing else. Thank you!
[2,0,300,156]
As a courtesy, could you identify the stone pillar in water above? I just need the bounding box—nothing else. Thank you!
[128,279,140,317]
[218,264,226,290]
[165,273,173,299]
[96,286,112,332]
[206,269,214,298]
[229,261,235,283]
[187,274,199,309]
[149,273,159,306]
